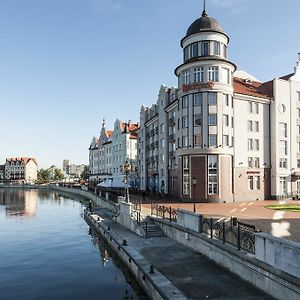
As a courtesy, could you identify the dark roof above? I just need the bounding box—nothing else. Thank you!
[186,10,225,38]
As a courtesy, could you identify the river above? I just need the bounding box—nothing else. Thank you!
[0,188,148,300]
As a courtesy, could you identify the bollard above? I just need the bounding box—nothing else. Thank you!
[232,217,237,226]
[122,239,127,246]
[107,225,111,231]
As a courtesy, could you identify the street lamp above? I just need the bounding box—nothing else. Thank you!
[122,161,130,203]
[192,177,198,213]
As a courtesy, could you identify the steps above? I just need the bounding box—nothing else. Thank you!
[141,217,165,238]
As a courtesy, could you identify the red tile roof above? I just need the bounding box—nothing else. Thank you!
[6,157,37,165]
[233,77,272,99]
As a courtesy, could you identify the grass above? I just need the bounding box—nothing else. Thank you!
[266,204,300,212]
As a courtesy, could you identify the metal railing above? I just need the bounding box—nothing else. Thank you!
[150,204,177,222]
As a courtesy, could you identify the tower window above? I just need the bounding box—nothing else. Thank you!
[194,67,204,83]
[194,93,203,107]
[201,41,210,56]
[183,70,190,85]
[208,67,219,82]
[191,43,199,57]
[184,46,190,61]
[213,41,220,55]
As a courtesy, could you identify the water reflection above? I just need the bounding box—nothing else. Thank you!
[0,188,37,217]
[0,188,147,300]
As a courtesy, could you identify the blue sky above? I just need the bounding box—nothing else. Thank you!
[0,0,299,168]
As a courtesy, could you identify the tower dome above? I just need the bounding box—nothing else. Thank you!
[186,10,224,37]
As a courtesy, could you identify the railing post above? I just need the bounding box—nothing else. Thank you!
[237,222,241,250]
[210,217,213,238]
[222,220,226,244]
[145,222,148,238]
[169,207,172,222]
[162,206,165,219]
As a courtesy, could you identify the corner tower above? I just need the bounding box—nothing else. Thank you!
[174,5,236,203]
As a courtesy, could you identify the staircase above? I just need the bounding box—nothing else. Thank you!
[141,217,165,238]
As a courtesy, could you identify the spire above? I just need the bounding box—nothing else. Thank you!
[202,0,208,17]
[102,118,106,129]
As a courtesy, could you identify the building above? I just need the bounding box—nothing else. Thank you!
[137,7,300,202]
[0,165,5,181]
[89,119,139,187]
[4,157,38,184]
[62,159,86,178]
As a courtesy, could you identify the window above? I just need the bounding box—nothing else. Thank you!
[298,142,300,152]
[223,68,230,84]
[254,157,260,168]
[184,46,190,61]
[254,139,259,151]
[248,157,253,168]
[298,108,300,118]
[298,159,300,168]
[208,66,219,82]
[248,139,253,151]
[248,176,254,190]
[194,134,202,147]
[279,177,287,195]
[298,92,300,102]
[248,102,253,113]
[255,176,260,190]
[223,135,229,146]
[160,138,165,148]
[183,69,190,84]
[223,94,229,106]
[208,92,217,105]
[208,155,218,194]
[279,140,287,156]
[208,134,217,147]
[194,113,202,126]
[223,114,229,126]
[223,45,227,58]
[182,115,188,128]
[201,41,209,56]
[279,122,287,138]
[208,114,217,126]
[213,41,220,55]
[255,102,259,114]
[194,67,204,83]
[182,136,188,147]
[183,156,190,195]
[279,158,287,169]
[160,153,165,163]
[191,42,199,57]
[255,121,259,132]
[194,93,203,106]
[182,96,189,108]
[248,120,253,131]
[160,123,164,134]
[298,125,300,135]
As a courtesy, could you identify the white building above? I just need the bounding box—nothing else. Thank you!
[137,7,300,202]
[4,157,38,184]
[89,119,139,187]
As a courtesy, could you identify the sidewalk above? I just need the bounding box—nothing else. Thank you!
[128,193,300,243]
[91,207,273,300]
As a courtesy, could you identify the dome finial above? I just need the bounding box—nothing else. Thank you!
[202,0,208,17]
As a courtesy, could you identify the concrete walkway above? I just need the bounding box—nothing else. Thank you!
[92,208,273,300]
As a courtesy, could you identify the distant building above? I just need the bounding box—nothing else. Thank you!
[62,159,86,177]
[4,157,38,184]
[0,165,5,181]
[89,119,139,187]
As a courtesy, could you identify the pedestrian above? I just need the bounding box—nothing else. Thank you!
[88,200,93,212]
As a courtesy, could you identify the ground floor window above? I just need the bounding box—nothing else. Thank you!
[182,156,190,195]
[297,180,300,194]
[279,177,287,195]
[248,176,254,190]
[208,155,218,194]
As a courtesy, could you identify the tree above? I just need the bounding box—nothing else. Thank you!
[80,166,90,180]
[37,169,50,183]
[53,168,64,181]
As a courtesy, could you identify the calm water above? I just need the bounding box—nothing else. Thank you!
[0,188,147,300]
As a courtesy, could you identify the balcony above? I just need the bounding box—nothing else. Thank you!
[169,133,175,142]
[168,117,175,127]
[169,150,175,157]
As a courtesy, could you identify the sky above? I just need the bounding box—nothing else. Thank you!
[0,0,299,169]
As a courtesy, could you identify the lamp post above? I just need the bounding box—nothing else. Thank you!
[123,161,130,203]
[192,177,198,213]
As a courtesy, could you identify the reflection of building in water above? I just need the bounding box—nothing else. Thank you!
[0,189,37,217]
[101,249,110,266]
